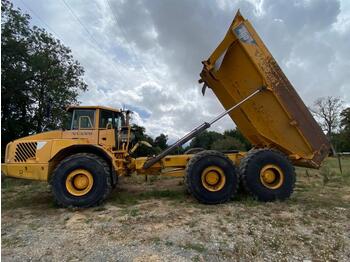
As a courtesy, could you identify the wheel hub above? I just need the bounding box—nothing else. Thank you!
[260,164,284,189]
[66,169,94,196]
[201,166,226,192]
[73,174,89,190]
[205,171,220,185]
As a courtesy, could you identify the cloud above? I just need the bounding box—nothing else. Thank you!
[13,0,350,142]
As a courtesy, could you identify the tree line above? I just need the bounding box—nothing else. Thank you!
[1,1,349,157]
[130,125,251,157]
[1,0,86,154]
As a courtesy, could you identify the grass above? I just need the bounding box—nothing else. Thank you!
[108,187,186,206]
[181,243,207,253]
[128,207,139,217]
[1,177,53,210]
[291,157,350,209]
[296,156,350,177]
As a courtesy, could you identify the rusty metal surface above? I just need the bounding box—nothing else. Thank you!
[260,56,330,166]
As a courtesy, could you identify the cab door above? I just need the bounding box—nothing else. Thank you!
[98,110,116,150]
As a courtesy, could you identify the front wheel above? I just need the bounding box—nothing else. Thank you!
[51,153,112,208]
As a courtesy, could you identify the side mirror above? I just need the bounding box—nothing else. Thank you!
[125,110,132,126]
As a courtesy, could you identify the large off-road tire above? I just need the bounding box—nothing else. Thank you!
[51,153,112,208]
[185,150,239,204]
[239,148,296,202]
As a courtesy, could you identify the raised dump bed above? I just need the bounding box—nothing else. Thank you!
[200,11,330,168]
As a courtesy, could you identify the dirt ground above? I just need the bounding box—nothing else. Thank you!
[1,158,350,261]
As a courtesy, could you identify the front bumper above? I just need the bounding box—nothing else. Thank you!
[1,163,49,181]
[1,163,8,176]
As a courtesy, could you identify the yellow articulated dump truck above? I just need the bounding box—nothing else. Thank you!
[1,11,330,207]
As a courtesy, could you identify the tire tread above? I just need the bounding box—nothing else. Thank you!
[51,153,112,208]
[185,150,238,204]
[239,148,296,201]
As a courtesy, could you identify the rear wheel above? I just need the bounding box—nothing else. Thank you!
[185,150,238,204]
[51,153,112,208]
[239,148,295,201]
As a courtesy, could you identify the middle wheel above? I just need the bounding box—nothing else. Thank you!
[185,150,238,204]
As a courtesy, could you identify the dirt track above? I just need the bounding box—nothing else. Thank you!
[1,169,350,261]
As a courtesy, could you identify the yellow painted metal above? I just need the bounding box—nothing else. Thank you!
[1,163,49,181]
[65,169,94,196]
[161,168,185,177]
[201,166,226,192]
[259,164,284,189]
[200,11,330,168]
[98,129,116,150]
[1,163,7,176]
[134,153,243,173]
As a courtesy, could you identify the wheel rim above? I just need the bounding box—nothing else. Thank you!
[201,166,226,192]
[66,169,94,196]
[259,164,284,189]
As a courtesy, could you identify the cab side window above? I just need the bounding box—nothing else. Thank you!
[100,110,114,128]
[100,110,125,129]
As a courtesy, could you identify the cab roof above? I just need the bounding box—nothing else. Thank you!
[67,105,121,113]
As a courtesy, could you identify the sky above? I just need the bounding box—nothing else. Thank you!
[12,0,350,142]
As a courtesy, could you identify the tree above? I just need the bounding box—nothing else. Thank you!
[154,134,168,150]
[333,107,350,152]
[210,136,245,151]
[130,124,153,156]
[1,0,87,154]
[189,131,223,149]
[310,96,343,138]
[340,107,350,131]
[223,129,251,151]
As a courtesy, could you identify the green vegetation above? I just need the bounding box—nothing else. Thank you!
[334,107,350,152]
[1,177,52,209]
[129,124,171,157]
[181,243,207,253]
[187,129,251,152]
[1,0,88,156]
[131,125,252,157]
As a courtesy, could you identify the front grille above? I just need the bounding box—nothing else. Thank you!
[14,142,37,162]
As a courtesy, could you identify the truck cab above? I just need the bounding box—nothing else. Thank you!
[63,106,130,151]
[2,106,132,183]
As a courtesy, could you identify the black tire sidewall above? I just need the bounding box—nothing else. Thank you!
[188,153,238,204]
[52,155,108,207]
[244,151,295,201]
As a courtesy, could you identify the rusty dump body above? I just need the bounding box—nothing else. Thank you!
[200,11,330,168]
